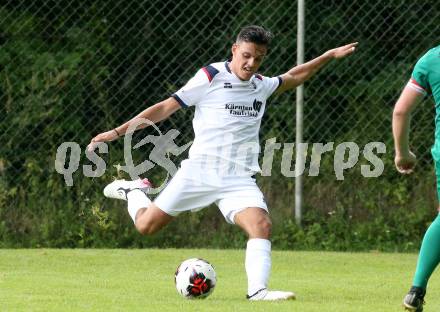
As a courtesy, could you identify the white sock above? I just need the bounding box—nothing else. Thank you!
[246,238,271,296]
[127,189,151,223]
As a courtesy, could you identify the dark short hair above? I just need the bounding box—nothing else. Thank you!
[236,25,273,46]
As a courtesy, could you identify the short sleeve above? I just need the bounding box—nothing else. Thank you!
[262,76,283,98]
[172,69,210,108]
[409,55,430,95]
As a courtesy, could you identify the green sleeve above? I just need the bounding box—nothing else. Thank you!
[411,53,430,91]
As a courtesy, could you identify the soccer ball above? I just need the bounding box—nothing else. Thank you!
[174,258,216,299]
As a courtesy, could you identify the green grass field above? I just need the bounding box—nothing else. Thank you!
[0,249,439,311]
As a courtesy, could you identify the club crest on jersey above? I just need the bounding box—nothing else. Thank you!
[253,99,263,112]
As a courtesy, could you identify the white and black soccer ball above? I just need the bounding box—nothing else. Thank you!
[174,258,216,299]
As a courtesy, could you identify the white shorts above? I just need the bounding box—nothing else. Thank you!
[153,161,268,224]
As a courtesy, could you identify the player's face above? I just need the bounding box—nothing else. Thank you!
[231,42,267,80]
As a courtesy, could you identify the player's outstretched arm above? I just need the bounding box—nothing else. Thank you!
[87,97,181,150]
[392,85,424,174]
[276,42,358,94]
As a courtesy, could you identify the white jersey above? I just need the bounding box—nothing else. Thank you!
[172,61,282,176]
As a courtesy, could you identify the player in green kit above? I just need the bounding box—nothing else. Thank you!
[393,45,440,311]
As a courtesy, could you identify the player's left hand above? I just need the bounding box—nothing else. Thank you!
[327,42,358,59]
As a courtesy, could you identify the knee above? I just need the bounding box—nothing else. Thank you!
[259,217,272,238]
[133,204,173,235]
[135,220,158,236]
[251,216,272,239]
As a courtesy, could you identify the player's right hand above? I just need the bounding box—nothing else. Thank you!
[394,151,416,174]
[87,130,119,151]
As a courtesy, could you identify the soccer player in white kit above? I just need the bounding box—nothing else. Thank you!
[89,25,357,301]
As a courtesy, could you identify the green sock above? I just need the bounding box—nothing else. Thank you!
[413,214,440,289]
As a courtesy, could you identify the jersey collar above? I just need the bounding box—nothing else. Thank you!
[224,60,232,73]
